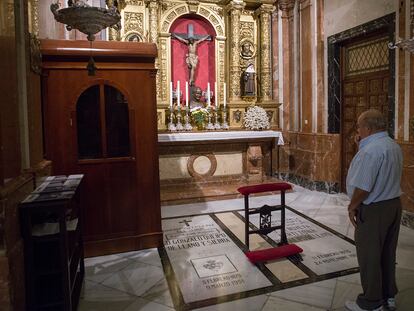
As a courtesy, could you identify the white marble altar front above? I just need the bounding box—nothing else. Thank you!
[158,131,284,202]
[158,131,284,145]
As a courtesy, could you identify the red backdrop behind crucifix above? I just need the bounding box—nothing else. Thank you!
[170,15,216,104]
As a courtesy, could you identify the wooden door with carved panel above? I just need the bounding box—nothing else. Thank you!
[341,35,390,189]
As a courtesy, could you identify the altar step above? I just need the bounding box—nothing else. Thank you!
[161,176,286,205]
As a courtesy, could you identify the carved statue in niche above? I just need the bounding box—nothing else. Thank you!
[171,24,212,85]
[242,64,256,96]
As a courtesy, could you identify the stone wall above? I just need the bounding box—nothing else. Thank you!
[279,132,340,192]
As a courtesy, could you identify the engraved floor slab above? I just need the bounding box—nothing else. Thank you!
[162,208,359,310]
[162,215,272,304]
[239,208,358,275]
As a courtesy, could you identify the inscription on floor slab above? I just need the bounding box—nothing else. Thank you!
[163,215,272,303]
[241,210,358,275]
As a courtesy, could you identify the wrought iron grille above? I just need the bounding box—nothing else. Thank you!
[345,37,389,77]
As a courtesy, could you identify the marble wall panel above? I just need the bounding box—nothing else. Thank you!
[399,142,414,213]
[159,156,191,180]
[300,4,313,133]
[215,153,243,176]
[401,167,414,213]
[279,132,340,191]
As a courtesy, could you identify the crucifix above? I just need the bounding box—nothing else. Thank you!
[179,219,192,227]
[172,24,212,86]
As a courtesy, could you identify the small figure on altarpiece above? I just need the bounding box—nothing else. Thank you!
[242,64,256,96]
[190,86,205,109]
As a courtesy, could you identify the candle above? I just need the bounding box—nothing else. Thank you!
[177,80,180,107]
[207,82,211,107]
[214,82,217,106]
[170,81,173,108]
[223,82,226,108]
[185,81,189,108]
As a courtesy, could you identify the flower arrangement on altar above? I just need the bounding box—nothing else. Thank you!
[244,105,270,130]
[190,107,209,129]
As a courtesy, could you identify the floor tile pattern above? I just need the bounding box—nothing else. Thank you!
[79,185,414,311]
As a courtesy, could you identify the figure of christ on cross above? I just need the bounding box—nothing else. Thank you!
[172,24,212,86]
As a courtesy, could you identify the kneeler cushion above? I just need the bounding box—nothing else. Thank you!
[245,244,303,263]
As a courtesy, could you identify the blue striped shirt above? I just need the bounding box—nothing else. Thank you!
[346,131,402,204]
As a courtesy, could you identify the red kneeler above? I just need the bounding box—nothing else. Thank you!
[237,182,303,263]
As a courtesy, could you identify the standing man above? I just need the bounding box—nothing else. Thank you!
[346,109,403,311]
[172,33,210,85]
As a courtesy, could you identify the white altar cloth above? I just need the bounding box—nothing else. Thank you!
[158,130,284,145]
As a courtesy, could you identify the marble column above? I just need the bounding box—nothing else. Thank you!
[279,0,295,131]
[227,0,245,103]
[256,4,274,103]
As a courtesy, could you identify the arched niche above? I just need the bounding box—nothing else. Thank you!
[170,14,216,94]
[76,84,131,160]
[157,4,226,106]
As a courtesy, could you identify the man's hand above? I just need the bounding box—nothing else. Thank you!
[347,187,369,228]
[348,208,358,227]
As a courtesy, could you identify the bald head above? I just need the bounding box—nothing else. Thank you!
[358,109,387,132]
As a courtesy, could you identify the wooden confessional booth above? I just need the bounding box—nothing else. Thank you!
[40,40,161,257]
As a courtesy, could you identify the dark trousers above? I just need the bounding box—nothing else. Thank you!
[355,197,402,310]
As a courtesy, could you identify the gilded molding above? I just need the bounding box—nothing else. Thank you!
[242,9,254,16]
[147,1,159,43]
[30,0,39,36]
[159,37,168,102]
[29,33,41,75]
[125,0,144,5]
[240,21,254,40]
[146,0,160,102]
[124,12,144,33]
[161,1,181,12]
[210,6,224,18]
[218,42,226,104]
[258,6,272,101]
[228,4,244,101]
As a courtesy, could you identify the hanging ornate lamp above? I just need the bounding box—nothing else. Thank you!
[50,0,122,75]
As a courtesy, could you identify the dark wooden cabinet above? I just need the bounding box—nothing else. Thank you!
[20,175,84,311]
[40,40,162,257]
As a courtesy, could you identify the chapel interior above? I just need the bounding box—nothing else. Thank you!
[1,0,414,310]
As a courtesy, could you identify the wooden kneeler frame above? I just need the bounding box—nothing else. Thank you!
[237,183,303,263]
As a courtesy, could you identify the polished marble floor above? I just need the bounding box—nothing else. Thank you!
[79,185,414,311]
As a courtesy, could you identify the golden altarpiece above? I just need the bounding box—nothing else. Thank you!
[108,0,282,195]
[110,0,279,130]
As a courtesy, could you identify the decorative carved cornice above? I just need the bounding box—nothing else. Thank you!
[226,0,245,11]
[278,0,295,12]
[187,0,200,13]
[255,3,275,15]
[125,0,144,6]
